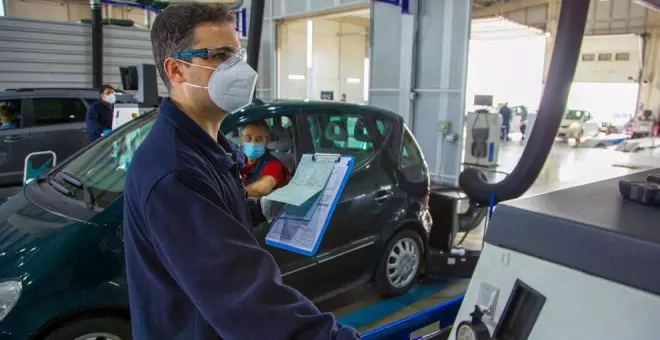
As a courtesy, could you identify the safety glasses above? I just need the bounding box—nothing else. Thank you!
[171,46,247,68]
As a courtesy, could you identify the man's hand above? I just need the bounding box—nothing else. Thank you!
[246,175,277,197]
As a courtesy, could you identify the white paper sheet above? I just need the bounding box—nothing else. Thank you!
[264,154,336,206]
[265,156,351,255]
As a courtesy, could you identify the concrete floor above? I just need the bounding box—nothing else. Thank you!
[320,140,660,335]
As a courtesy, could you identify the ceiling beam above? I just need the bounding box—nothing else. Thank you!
[472,0,549,19]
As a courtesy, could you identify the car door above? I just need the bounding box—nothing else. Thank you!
[25,97,89,167]
[0,98,33,186]
[298,110,398,292]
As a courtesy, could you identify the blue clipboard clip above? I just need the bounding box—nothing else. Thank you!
[311,153,342,162]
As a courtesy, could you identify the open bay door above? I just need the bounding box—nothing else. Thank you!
[569,34,643,119]
[467,17,546,109]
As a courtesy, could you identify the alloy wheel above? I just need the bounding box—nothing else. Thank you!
[386,237,420,289]
[74,333,123,340]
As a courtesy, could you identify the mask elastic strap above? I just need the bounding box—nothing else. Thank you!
[176,59,216,71]
[177,59,214,89]
[183,83,208,89]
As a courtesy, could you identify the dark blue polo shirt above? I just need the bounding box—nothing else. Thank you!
[85,100,113,142]
[123,98,359,340]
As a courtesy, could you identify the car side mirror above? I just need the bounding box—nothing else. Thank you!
[23,151,57,185]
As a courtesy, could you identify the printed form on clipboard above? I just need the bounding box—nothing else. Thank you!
[265,154,355,256]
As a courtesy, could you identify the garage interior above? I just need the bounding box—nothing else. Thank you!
[277,8,370,102]
[0,0,658,339]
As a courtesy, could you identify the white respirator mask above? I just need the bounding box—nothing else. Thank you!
[178,48,258,113]
[104,93,117,104]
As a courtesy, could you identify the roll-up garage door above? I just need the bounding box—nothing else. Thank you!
[568,34,643,119]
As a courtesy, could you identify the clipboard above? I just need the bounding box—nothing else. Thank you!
[265,153,355,256]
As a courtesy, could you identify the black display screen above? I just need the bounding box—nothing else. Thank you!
[493,279,546,340]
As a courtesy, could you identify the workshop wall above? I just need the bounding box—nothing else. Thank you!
[0,16,166,93]
[3,0,153,27]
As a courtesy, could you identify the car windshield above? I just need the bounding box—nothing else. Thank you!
[564,110,584,120]
[50,112,157,208]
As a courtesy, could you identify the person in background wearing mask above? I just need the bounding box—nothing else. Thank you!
[240,120,288,197]
[86,84,116,142]
[123,3,359,340]
[340,93,347,102]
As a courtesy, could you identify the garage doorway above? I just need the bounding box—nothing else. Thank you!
[276,8,370,103]
[466,17,547,109]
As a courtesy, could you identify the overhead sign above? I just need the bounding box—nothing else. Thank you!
[133,0,247,37]
[374,0,410,13]
[235,7,247,37]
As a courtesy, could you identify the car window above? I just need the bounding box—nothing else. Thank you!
[401,125,424,168]
[224,116,294,149]
[307,113,375,167]
[399,125,427,184]
[375,118,388,136]
[52,113,156,208]
[33,98,87,126]
[0,100,23,129]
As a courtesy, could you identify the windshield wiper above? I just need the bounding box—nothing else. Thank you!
[59,172,97,209]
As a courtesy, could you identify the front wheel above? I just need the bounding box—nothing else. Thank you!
[373,230,424,297]
[44,316,131,340]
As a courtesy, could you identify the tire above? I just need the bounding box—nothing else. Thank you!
[373,229,424,297]
[44,316,131,340]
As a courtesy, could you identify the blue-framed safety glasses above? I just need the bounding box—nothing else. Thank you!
[171,46,247,68]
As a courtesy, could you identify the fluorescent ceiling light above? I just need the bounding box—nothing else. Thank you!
[346,78,361,84]
[363,58,370,102]
[288,74,306,80]
[306,20,313,68]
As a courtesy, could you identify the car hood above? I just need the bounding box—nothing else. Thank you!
[0,190,90,280]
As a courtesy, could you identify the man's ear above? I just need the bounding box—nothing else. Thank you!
[163,58,187,86]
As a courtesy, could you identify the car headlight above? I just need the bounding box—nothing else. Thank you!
[0,280,22,321]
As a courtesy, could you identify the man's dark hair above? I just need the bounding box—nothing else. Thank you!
[99,84,115,95]
[240,120,269,136]
[151,3,236,90]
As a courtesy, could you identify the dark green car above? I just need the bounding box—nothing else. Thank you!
[0,100,432,339]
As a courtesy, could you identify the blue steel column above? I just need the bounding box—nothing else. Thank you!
[369,0,471,186]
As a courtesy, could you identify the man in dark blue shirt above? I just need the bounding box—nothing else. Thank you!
[499,102,512,141]
[123,3,359,339]
[85,84,115,142]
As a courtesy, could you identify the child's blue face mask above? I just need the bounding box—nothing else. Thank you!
[243,142,266,160]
